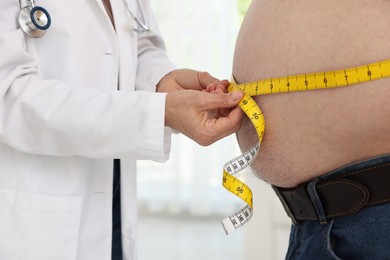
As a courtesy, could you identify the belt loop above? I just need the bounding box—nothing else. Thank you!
[307,179,327,224]
[272,185,298,224]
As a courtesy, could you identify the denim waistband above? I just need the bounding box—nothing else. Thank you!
[273,154,390,224]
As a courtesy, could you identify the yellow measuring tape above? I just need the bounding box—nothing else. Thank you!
[221,59,390,234]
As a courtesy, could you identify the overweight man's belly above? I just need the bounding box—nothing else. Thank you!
[234,0,390,188]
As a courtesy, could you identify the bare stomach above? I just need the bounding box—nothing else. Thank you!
[234,0,390,188]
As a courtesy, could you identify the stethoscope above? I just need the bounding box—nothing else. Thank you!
[18,0,51,38]
[18,0,149,38]
[123,0,149,33]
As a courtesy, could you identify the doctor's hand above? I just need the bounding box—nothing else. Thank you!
[164,90,244,146]
[156,69,229,93]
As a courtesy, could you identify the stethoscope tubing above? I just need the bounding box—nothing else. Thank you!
[122,0,149,33]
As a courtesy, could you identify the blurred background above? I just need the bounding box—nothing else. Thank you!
[137,0,291,259]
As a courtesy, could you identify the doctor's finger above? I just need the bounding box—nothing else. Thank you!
[200,91,243,110]
[199,107,244,146]
[197,71,229,89]
[212,88,231,116]
[205,83,229,93]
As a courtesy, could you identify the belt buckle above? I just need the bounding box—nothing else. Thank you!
[272,185,298,224]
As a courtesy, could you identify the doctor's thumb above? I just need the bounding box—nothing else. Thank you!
[205,91,243,109]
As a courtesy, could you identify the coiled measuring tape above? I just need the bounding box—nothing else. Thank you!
[221,59,390,234]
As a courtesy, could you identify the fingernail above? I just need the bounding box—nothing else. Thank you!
[230,91,243,101]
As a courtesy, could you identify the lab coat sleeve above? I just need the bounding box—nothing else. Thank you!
[135,1,178,156]
[0,4,170,161]
[135,0,177,92]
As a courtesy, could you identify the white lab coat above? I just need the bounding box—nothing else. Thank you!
[0,0,176,259]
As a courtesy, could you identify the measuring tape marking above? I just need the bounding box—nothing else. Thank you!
[229,60,390,97]
[221,59,390,234]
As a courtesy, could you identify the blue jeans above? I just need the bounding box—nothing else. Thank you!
[286,154,390,260]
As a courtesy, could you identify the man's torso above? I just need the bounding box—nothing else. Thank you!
[234,0,390,187]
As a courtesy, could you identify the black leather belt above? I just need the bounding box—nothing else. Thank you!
[272,161,390,224]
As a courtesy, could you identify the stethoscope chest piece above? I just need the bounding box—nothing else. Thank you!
[18,1,51,38]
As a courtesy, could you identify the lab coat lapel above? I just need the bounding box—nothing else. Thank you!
[93,0,117,31]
